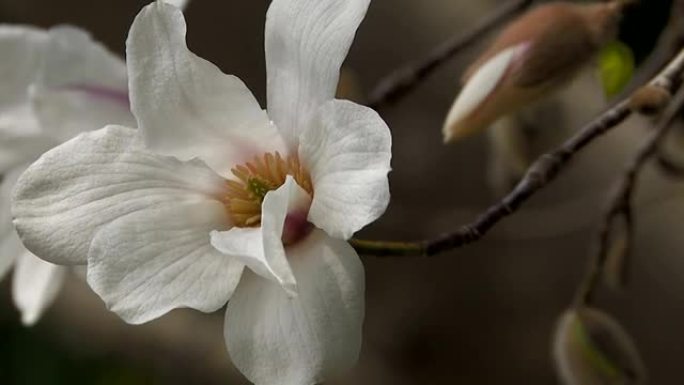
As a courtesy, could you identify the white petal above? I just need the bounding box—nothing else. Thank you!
[87,200,243,324]
[0,25,131,171]
[0,165,28,279]
[300,100,391,240]
[20,26,128,141]
[127,2,284,174]
[0,26,54,173]
[0,133,54,175]
[265,0,370,149]
[12,252,67,326]
[225,229,364,385]
[211,176,310,296]
[161,0,190,10]
[443,42,529,142]
[31,85,135,142]
[29,25,132,140]
[0,26,47,126]
[0,233,21,281]
[12,125,228,265]
[0,165,24,238]
[38,26,127,93]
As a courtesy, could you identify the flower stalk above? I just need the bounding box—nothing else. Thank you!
[575,77,684,306]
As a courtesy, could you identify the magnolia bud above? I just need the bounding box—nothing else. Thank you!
[553,307,647,385]
[628,84,672,115]
[443,1,626,143]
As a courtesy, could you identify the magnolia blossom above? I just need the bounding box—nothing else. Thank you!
[0,25,133,325]
[13,0,391,383]
[0,0,188,327]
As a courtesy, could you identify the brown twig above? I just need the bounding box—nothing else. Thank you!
[366,0,534,110]
[352,47,684,258]
[574,83,684,306]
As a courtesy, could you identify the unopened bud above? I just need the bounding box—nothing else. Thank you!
[553,307,646,385]
[629,85,672,115]
[443,1,626,143]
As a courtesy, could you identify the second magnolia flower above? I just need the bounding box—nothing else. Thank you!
[12,0,391,384]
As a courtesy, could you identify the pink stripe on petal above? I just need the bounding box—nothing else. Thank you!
[63,84,130,108]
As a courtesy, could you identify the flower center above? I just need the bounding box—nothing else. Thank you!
[225,152,313,228]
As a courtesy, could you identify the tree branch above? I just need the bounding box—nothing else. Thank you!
[352,47,684,258]
[574,83,684,306]
[366,0,534,110]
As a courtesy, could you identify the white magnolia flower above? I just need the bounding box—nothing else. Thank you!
[13,0,391,383]
[0,25,133,325]
[0,0,188,327]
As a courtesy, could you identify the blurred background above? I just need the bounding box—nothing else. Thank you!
[1,0,682,383]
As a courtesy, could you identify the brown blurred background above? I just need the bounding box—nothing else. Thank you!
[1,0,683,384]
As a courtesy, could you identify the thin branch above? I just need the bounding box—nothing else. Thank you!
[352,47,684,258]
[574,84,684,306]
[366,0,534,110]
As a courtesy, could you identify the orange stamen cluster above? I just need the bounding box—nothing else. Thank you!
[225,152,313,227]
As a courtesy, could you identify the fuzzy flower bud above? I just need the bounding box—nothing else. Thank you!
[553,307,647,385]
[443,1,627,143]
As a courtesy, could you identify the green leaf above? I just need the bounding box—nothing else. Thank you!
[599,41,635,99]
